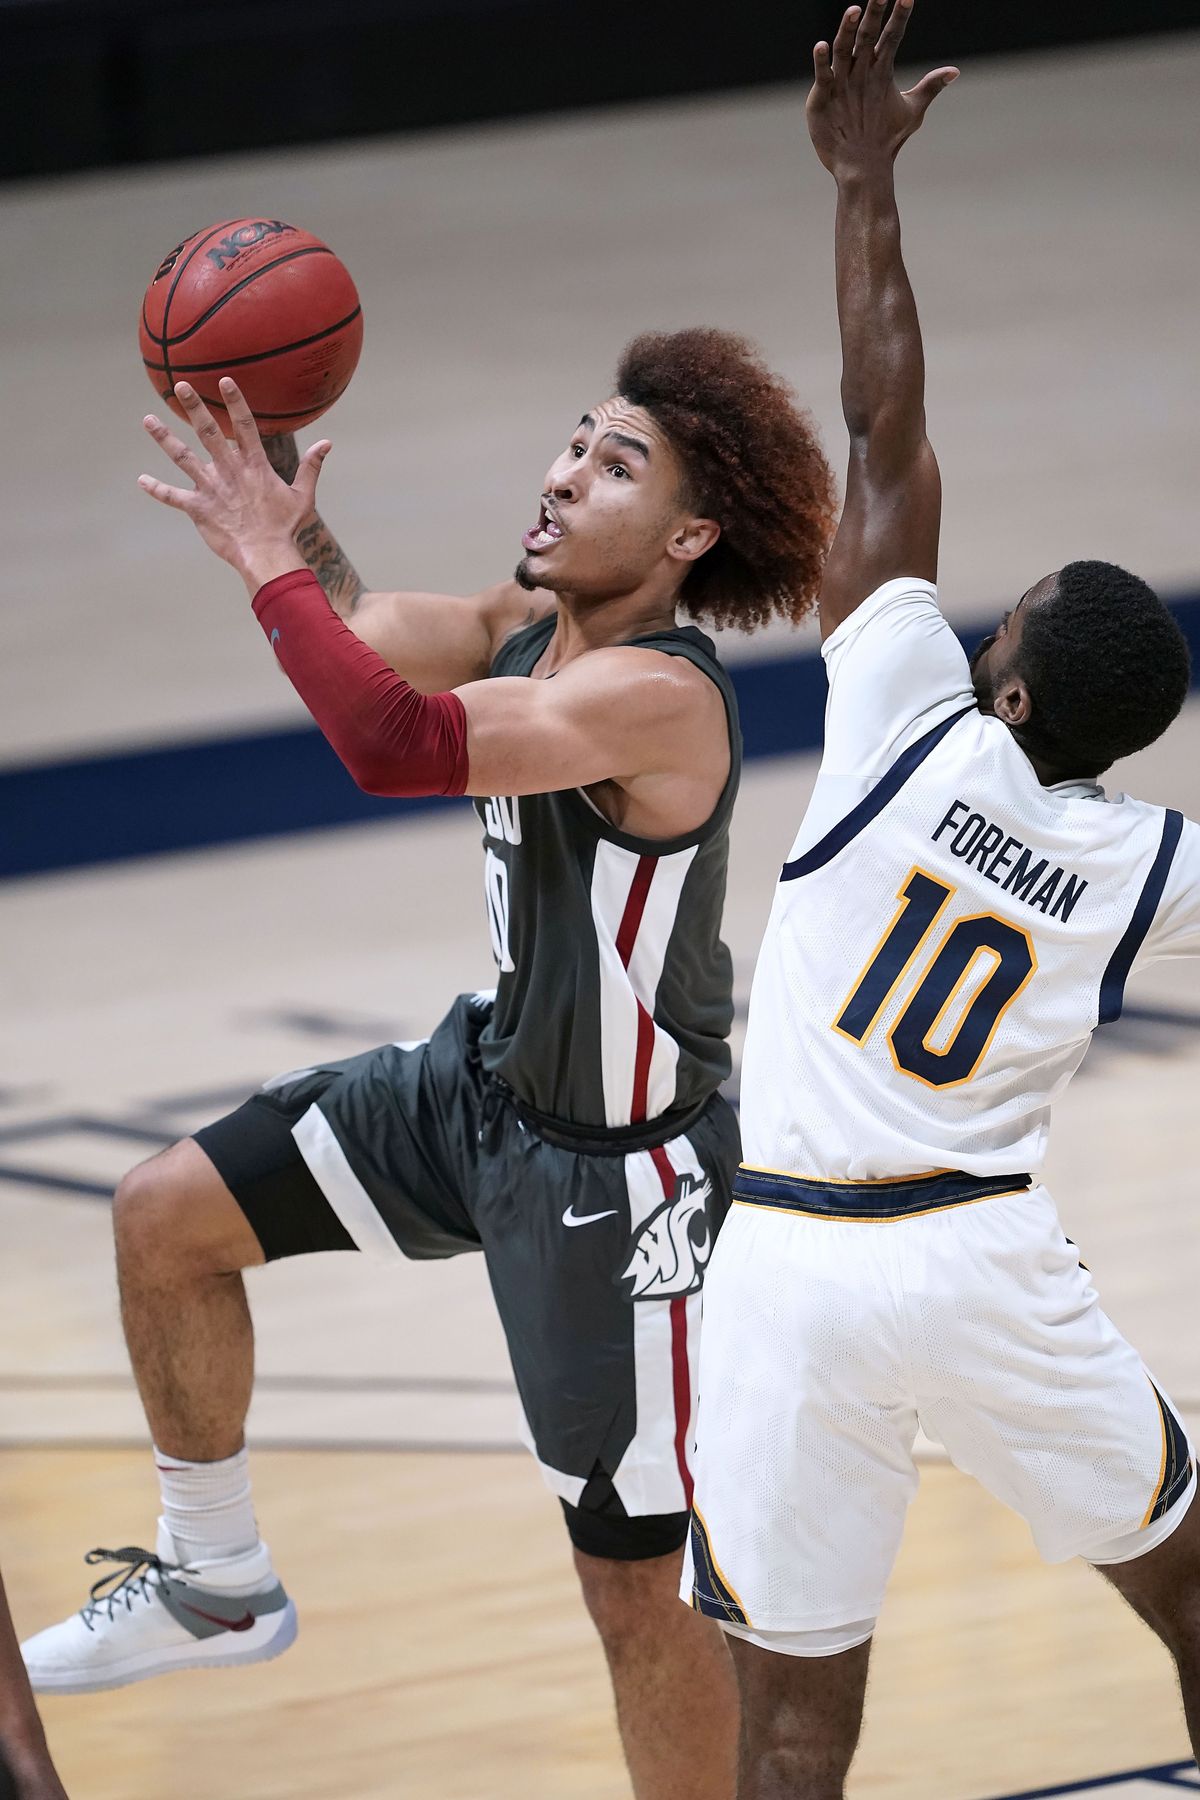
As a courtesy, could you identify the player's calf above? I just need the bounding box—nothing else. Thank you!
[725,1633,871,1800]
[572,1544,738,1800]
[1099,1481,1200,1756]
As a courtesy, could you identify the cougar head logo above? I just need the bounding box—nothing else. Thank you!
[621,1174,713,1300]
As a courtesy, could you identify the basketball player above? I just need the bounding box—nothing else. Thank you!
[0,1573,67,1798]
[24,334,836,1796]
[683,4,1200,1794]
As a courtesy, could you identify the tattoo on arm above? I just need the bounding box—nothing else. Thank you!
[294,516,367,617]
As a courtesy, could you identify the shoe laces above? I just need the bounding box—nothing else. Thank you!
[80,1545,193,1630]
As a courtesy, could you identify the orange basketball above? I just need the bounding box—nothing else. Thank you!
[139,217,364,436]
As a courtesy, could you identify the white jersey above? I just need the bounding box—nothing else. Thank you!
[740,577,1200,1184]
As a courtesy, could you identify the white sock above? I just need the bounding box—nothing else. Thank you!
[154,1445,259,1568]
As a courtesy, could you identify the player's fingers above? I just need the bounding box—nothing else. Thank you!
[136,472,200,512]
[217,377,265,458]
[905,65,960,115]
[853,0,887,61]
[811,39,834,90]
[142,414,206,482]
[874,0,914,68]
[172,382,226,453]
[292,440,333,509]
[830,5,860,81]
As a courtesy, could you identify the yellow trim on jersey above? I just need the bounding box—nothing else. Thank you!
[739,1162,955,1186]
[733,1187,1032,1226]
[691,1504,753,1628]
[1140,1380,1170,1533]
[831,863,954,1049]
[887,912,1039,1092]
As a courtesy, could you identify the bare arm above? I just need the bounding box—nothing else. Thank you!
[261,432,542,691]
[455,648,728,812]
[806,0,958,639]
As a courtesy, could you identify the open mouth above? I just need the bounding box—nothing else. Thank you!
[522,502,565,554]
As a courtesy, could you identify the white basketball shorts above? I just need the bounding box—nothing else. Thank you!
[683,1178,1195,1642]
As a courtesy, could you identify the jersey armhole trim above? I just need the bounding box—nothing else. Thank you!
[780,704,975,883]
[1098,807,1184,1024]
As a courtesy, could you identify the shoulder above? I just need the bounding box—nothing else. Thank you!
[570,644,726,717]
[822,576,946,662]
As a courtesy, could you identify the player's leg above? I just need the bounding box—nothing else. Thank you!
[479,1097,743,1798]
[23,1028,478,1694]
[0,1568,68,1799]
[113,1136,268,1465]
[725,1631,872,1800]
[569,1533,738,1800]
[916,1184,1200,1754]
[682,1176,917,1800]
[20,1091,340,1693]
[1093,1448,1200,1755]
[486,1101,912,1800]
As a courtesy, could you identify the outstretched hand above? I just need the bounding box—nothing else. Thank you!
[807,0,958,179]
[139,378,330,589]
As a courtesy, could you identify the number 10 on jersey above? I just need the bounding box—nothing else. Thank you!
[833,865,1037,1089]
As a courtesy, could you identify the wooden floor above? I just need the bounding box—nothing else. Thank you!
[2,1452,1191,1800]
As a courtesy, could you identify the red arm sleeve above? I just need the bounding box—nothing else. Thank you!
[251,571,470,799]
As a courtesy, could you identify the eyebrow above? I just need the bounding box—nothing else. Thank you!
[577,413,652,462]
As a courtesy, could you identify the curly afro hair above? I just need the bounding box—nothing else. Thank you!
[615,327,836,633]
[1014,561,1190,775]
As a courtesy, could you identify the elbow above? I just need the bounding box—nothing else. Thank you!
[339,744,403,797]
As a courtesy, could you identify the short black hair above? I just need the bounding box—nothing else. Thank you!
[1013,560,1190,776]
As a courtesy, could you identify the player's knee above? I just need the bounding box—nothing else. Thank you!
[743,1739,852,1800]
[113,1141,254,1279]
[113,1154,178,1267]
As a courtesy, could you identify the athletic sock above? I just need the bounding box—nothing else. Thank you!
[153,1445,259,1569]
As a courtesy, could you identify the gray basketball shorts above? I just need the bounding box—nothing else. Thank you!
[194,992,740,1535]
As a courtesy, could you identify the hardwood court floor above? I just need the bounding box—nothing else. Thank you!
[4,1450,1190,1800]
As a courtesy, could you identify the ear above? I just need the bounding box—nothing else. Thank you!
[993,675,1033,728]
[667,517,721,565]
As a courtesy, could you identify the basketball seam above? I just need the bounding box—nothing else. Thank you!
[157,221,244,405]
[161,247,335,349]
[140,305,362,376]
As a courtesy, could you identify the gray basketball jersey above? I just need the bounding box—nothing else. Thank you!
[475,615,741,1131]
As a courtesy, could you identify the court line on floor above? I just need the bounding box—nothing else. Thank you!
[993,1758,1198,1795]
[0,1371,516,1396]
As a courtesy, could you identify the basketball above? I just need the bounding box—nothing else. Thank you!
[138,218,363,436]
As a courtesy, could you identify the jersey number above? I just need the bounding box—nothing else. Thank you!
[484,847,515,973]
[834,866,1036,1089]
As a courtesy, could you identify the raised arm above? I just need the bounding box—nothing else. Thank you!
[806,0,958,639]
[256,431,544,693]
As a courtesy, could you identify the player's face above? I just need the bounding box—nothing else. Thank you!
[515,399,707,600]
[970,571,1058,709]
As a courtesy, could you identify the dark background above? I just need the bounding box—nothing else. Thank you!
[6,0,1200,182]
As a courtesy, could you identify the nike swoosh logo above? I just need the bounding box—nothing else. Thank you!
[180,1601,256,1633]
[270,627,281,651]
[562,1206,618,1228]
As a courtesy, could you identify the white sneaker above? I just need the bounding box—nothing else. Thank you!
[21,1521,297,1695]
